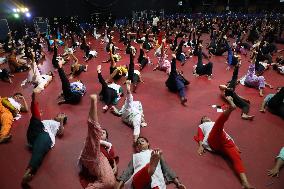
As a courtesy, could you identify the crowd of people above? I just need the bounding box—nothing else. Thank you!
[0,11,283,189]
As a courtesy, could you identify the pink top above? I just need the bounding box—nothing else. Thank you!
[79,120,116,189]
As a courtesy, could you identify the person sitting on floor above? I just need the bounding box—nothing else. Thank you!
[244,54,273,96]
[111,80,147,142]
[166,54,189,105]
[117,136,187,189]
[22,91,67,185]
[268,147,284,177]
[194,104,254,189]
[78,94,116,189]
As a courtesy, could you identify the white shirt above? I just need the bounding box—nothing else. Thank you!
[42,120,60,148]
[132,149,166,189]
[8,98,21,111]
[199,122,233,151]
[108,83,121,94]
[152,17,159,26]
[89,50,97,56]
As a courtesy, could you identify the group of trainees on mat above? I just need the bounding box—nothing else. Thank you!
[0,13,284,189]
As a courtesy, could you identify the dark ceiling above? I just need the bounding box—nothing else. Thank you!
[0,0,283,18]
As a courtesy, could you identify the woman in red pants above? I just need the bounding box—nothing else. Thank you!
[194,104,254,189]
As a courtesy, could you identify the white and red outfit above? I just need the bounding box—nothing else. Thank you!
[194,113,245,174]
[124,149,166,189]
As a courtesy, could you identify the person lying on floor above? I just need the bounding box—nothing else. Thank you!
[56,59,86,105]
[24,52,53,93]
[272,56,284,75]
[60,44,73,62]
[109,48,142,90]
[0,93,28,143]
[153,40,171,75]
[102,42,122,63]
[193,43,213,80]
[108,47,128,81]
[219,64,254,120]
[117,136,186,189]
[97,65,123,112]
[78,94,116,189]
[8,49,30,73]
[165,54,189,105]
[125,50,144,93]
[0,68,14,83]
[268,147,284,177]
[244,54,273,96]
[69,53,88,79]
[84,44,98,62]
[259,87,284,119]
[22,91,67,185]
[111,80,147,142]
[175,36,187,66]
[225,39,242,70]
[138,44,151,70]
[194,104,254,189]
[142,32,153,51]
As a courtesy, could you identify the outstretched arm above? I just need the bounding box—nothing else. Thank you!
[268,148,284,177]
[126,80,131,95]
[19,95,29,112]
[89,94,99,123]
[259,99,267,112]
[71,54,78,64]
[110,46,116,68]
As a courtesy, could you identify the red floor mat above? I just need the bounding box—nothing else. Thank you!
[0,33,283,189]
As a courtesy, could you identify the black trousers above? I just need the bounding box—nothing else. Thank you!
[98,73,117,106]
[58,67,81,104]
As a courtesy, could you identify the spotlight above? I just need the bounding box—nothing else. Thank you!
[25,8,29,12]
[25,12,31,18]
[13,13,20,18]
[16,8,20,12]
[21,8,26,12]
[13,8,17,12]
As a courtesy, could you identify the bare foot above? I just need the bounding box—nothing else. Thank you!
[97,65,101,73]
[148,149,162,176]
[141,122,147,127]
[181,97,187,105]
[57,99,66,105]
[241,114,255,121]
[90,94,97,100]
[259,109,266,113]
[22,168,33,184]
[102,105,109,112]
[242,182,255,189]
[0,134,12,143]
